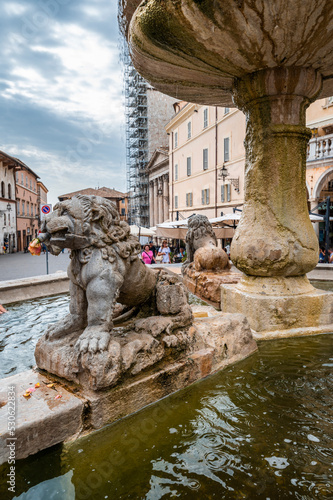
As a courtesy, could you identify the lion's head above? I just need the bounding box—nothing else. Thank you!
[40,195,141,259]
[186,214,217,251]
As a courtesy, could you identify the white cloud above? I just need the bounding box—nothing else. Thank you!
[3,21,124,130]
[3,2,29,16]
[0,1,127,206]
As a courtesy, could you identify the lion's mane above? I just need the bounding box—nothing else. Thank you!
[73,195,141,262]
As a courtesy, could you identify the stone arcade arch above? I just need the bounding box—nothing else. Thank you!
[313,166,333,201]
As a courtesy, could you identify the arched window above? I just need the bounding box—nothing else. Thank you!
[4,213,6,225]
[1,181,5,198]
[8,184,11,199]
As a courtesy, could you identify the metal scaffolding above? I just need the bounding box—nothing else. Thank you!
[124,51,150,227]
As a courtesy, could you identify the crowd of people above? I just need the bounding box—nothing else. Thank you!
[319,247,333,263]
[140,241,186,265]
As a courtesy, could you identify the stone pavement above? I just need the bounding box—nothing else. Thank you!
[0,251,71,281]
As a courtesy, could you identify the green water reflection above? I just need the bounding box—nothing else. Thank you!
[1,334,332,499]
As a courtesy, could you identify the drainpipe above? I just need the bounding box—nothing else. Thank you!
[215,107,218,217]
[171,132,174,221]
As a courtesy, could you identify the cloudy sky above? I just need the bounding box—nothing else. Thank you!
[0,0,125,206]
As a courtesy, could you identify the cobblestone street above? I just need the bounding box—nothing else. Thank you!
[0,251,70,281]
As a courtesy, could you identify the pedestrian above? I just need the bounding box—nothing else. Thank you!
[157,240,171,264]
[141,244,155,265]
[149,241,156,257]
[319,247,326,263]
[329,248,333,263]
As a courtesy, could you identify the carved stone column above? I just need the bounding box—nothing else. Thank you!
[158,177,163,224]
[153,179,159,227]
[163,174,169,222]
[230,67,321,278]
[149,181,154,227]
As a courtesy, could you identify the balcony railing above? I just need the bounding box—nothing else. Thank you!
[307,133,333,162]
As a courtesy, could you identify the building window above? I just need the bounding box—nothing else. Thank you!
[174,131,178,148]
[4,213,6,225]
[21,173,23,185]
[8,184,11,199]
[187,157,191,176]
[186,192,193,207]
[175,163,178,181]
[31,204,33,216]
[203,148,208,170]
[224,137,230,162]
[1,181,4,197]
[221,184,231,202]
[22,201,25,215]
[30,179,32,189]
[175,195,178,209]
[16,172,18,182]
[121,208,125,216]
[224,107,230,114]
[26,176,28,187]
[203,108,208,128]
[17,201,20,215]
[122,199,125,204]
[187,121,191,139]
[201,188,210,205]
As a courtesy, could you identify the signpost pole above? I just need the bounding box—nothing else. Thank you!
[46,248,49,275]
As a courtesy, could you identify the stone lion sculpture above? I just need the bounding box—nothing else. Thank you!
[37,195,193,357]
[183,214,230,272]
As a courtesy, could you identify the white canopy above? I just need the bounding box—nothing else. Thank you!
[130,225,156,237]
[155,211,327,239]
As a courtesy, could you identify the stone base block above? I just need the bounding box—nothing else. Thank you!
[0,370,84,465]
[183,269,241,308]
[221,276,333,339]
[81,308,257,429]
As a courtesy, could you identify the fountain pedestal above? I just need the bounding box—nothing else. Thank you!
[221,276,333,339]
[221,67,333,337]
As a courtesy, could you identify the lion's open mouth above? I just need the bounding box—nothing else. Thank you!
[50,230,70,241]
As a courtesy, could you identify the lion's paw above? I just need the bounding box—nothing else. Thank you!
[75,328,111,354]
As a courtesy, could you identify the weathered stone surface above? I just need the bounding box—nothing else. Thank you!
[77,308,257,429]
[0,370,85,464]
[0,310,257,465]
[36,195,193,388]
[182,214,236,306]
[0,272,69,305]
[183,268,241,308]
[221,276,333,338]
[182,214,230,273]
[123,1,333,105]
[230,68,321,277]
[36,321,194,390]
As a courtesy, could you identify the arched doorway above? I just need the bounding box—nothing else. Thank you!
[313,168,333,248]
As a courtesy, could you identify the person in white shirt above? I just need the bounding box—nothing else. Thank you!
[158,240,171,264]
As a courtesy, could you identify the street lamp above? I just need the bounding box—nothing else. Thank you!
[218,163,240,193]
[0,203,11,215]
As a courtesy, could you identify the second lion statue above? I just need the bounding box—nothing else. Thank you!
[38,195,193,355]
